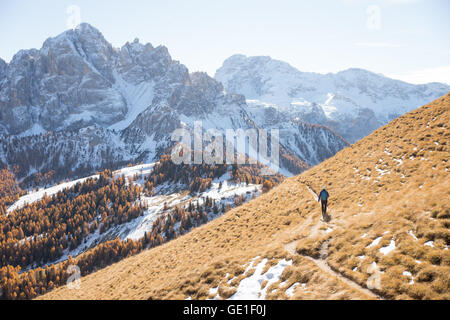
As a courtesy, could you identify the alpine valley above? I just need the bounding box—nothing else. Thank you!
[0,24,448,300]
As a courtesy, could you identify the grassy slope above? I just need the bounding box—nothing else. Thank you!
[40,93,449,300]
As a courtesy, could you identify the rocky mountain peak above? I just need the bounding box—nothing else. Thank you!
[190,72,224,93]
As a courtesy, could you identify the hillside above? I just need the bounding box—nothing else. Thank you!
[40,93,449,300]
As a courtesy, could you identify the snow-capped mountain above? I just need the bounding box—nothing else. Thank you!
[0,24,347,181]
[0,23,187,135]
[215,54,450,142]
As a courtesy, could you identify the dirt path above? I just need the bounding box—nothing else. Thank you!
[283,184,383,300]
[283,239,381,299]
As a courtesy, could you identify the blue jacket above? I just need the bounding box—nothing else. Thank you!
[318,189,329,202]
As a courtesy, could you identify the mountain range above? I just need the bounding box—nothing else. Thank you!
[215,54,449,142]
[0,23,352,181]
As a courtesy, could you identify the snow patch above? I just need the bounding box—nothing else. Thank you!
[379,239,396,255]
[209,286,219,296]
[109,74,155,131]
[403,271,414,285]
[409,230,418,241]
[367,236,382,248]
[229,258,292,300]
[424,241,434,247]
[285,283,299,297]
[18,123,46,137]
[7,174,99,214]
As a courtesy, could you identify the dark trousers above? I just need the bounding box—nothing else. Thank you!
[321,200,328,217]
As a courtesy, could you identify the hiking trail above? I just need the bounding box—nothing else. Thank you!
[283,184,383,300]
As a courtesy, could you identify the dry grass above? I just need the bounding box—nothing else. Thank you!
[39,93,450,300]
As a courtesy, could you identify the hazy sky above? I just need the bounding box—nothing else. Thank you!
[1,0,449,84]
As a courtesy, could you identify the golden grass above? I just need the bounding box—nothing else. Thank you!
[39,93,449,300]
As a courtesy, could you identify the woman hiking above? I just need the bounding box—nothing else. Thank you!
[318,187,329,221]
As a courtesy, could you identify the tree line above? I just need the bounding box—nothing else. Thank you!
[1,152,283,299]
[1,170,144,269]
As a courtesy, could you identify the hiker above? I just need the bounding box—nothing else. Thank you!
[318,187,329,220]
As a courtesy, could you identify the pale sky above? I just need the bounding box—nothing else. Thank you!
[1,0,449,84]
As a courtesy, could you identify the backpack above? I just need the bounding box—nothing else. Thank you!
[321,190,328,201]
